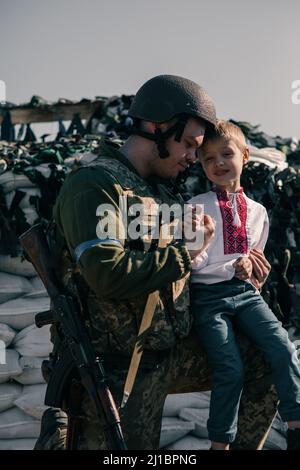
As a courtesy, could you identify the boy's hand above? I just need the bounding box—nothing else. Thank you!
[233,256,252,280]
[249,248,271,284]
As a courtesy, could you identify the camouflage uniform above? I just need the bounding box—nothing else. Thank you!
[39,140,278,450]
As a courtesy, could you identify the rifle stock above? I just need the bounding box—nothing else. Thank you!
[19,224,127,450]
[19,224,59,299]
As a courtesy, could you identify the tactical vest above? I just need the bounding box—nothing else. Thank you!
[56,154,192,355]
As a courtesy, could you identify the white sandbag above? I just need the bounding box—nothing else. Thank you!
[166,435,211,450]
[0,171,35,193]
[15,356,45,385]
[0,323,16,347]
[271,414,288,437]
[0,383,23,412]
[0,407,40,438]
[24,276,47,299]
[23,207,39,226]
[29,164,53,179]
[0,296,50,330]
[0,438,36,450]
[0,272,32,304]
[0,349,22,383]
[263,428,287,450]
[0,254,36,277]
[13,324,51,357]
[179,407,209,438]
[249,146,288,172]
[14,383,48,420]
[163,392,211,417]
[5,187,41,211]
[159,417,195,448]
[30,276,44,291]
[29,277,47,297]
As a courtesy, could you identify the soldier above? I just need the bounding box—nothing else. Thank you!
[36,75,277,450]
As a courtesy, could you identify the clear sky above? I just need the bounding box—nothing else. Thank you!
[1,0,299,138]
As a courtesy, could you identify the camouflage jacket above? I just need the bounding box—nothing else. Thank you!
[53,141,192,354]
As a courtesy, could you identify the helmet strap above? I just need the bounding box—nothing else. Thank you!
[128,114,189,159]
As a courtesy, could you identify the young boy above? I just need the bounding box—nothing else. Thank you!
[189,120,300,450]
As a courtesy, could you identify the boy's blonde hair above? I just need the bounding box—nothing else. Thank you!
[200,120,247,155]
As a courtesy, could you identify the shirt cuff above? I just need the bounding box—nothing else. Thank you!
[191,251,209,270]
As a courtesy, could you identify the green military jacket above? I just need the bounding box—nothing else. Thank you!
[54,141,192,354]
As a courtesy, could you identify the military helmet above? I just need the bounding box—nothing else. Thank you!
[128,74,216,126]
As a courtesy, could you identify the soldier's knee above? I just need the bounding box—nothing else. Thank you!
[34,408,68,450]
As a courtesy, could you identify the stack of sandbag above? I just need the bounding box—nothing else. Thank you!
[159,392,211,450]
[159,392,289,450]
[249,146,288,172]
[0,266,52,448]
[0,164,55,449]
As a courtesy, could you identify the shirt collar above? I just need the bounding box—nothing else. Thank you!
[212,186,244,200]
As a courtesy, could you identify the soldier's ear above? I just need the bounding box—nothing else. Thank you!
[140,120,158,133]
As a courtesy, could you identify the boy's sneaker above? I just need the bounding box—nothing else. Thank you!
[287,428,300,450]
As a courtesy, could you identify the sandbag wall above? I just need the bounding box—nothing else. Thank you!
[0,138,103,449]
[0,166,54,449]
[159,392,288,450]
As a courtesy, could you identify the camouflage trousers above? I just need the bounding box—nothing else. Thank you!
[35,329,278,450]
[77,329,277,450]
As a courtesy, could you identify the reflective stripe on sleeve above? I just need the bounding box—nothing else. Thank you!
[74,238,123,263]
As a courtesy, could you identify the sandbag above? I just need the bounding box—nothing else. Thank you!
[163,392,211,417]
[0,296,50,330]
[0,323,16,347]
[22,207,39,226]
[159,417,195,448]
[0,272,32,304]
[29,163,52,179]
[14,383,48,420]
[5,187,41,211]
[0,407,40,438]
[13,324,51,357]
[14,356,45,385]
[29,277,47,297]
[0,254,36,277]
[0,438,36,450]
[249,146,288,172]
[179,407,209,438]
[166,435,211,450]
[0,349,22,383]
[0,171,35,193]
[0,383,23,412]
[271,414,288,437]
[263,428,287,450]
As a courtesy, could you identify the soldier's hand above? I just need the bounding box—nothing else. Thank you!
[188,214,215,259]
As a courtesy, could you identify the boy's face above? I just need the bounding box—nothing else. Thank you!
[199,138,249,188]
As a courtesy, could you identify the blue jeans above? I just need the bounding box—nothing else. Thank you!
[190,278,300,444]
